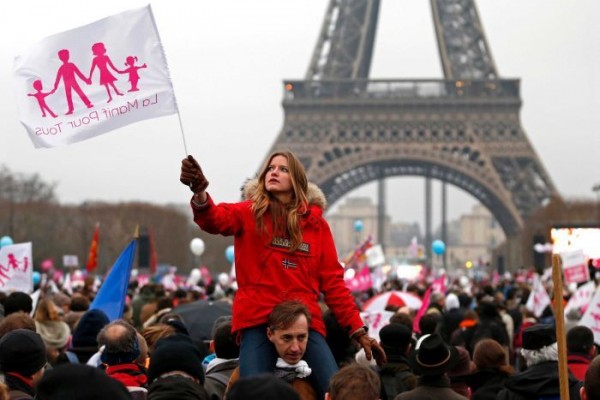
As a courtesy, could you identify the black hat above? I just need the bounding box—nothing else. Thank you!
[71,309,110,349]
[227,374,300,400]
[36,364,132,400]
[379,323,412,357]
[148,334,204,384]
[0,329,47,376]
[522,324,556,350]
[410,333,459,376]
[148,375,209,400]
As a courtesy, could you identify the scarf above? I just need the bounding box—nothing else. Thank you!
[273,358,312,382]
[106,363,148,387]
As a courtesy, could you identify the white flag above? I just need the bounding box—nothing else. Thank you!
[0,243,33,293]
[579,288,600,345]
[565,280,596,315]
[525,273,551,318]
[14,5,177,148]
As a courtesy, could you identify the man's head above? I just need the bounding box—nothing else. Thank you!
[266,300,311,365]
[97,319,140,366]
[568,326,596,356]
[326,363,380,400]
[213,320,239,359]
[379,323,412,359]
[521,324,558,367]
[582,355,600,400]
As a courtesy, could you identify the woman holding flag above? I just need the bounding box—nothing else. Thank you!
[180,151,385,397]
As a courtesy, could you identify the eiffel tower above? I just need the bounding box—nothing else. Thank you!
[263,0,557,250]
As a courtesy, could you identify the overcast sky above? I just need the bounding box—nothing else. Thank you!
[1,0,599,230]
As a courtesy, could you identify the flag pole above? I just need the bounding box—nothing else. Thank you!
[552,253,569,400]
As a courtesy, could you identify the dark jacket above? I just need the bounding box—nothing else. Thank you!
[394,374,468,400]
[467,368,511,400]
[204,359,238,400]
[496,361,582,400]
[377,355,418,400]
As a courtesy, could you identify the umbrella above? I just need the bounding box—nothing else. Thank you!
[362,291,422,312]
[173,299,232,343]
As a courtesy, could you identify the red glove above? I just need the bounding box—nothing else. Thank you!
[180,155,209,194]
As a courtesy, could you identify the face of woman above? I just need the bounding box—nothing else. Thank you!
[265,155,293,202]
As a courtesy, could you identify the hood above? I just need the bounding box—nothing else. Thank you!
[242,178,327,209]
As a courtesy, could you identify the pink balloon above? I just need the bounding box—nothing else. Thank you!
[41,259,54,271]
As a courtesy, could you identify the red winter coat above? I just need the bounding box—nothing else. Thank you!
[191,180,364,337]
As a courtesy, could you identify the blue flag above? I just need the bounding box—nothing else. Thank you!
[90,239,137,321]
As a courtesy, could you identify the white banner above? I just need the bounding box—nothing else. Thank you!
[525,273,551,318]
[0,243,33,293]
[562,249,590,285]
[565,280,596,315]
[579,288,600,345]
[14,5,177,148]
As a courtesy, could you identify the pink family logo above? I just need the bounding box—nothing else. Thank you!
[27,42,148,117]
[0,253,29,286]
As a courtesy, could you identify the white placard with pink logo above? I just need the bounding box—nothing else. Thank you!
[14,5,177,148]
[0,243,33,293]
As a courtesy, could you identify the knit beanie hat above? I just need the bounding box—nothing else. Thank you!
[148,375,209,400]
[36,364,132,400]
[0,329,47,376]
[71,309,109,348]
[148,334,205,384]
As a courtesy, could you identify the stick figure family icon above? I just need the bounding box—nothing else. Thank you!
[27,42,147,118]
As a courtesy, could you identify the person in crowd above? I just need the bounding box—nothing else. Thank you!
[426,292,446,316]
[204,319,240,400]
[180,151,385,398]
[227,300,316,400]
[35,364,132,400]
[50,292,71,316]
[63,293,90,331]
[377,323,417,399]
[568,325,597,381]
[395,333,467,400]
[227,374,300,400]
[2,292,32,316]
[497,324,582,400]
[97,319,148,397]
[0,311,36,338]
[580,355,600,400]
[443,293,464,341]
[323,309,359,367]
[468,338,514,400]
[33,298,71,366]
[141,323,177,353]
[325,363,381,400]
[0,329,47,399]
[147,334,208,400]
[448,346,476,398]
[454,299,509,355]
[66,309,110,364]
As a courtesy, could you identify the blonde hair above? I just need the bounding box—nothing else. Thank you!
[252,151,308,252]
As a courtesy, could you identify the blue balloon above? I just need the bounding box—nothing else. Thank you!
[0,236,13,249]
[225,245,235,263]
[32,271,41,285]
[431,239,446,255]
[353,219,364,232]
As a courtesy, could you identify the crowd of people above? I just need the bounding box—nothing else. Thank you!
[0,149,596,399]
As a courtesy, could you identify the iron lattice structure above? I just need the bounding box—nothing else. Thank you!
[263,0,557,236]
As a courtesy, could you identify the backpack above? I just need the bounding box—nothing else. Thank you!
[380,368,413,400]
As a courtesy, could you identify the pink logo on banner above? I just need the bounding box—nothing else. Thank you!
[345,267,372,292]
[30,44,148,117]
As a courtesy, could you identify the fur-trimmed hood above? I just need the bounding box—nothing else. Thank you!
[241,178,327,209]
